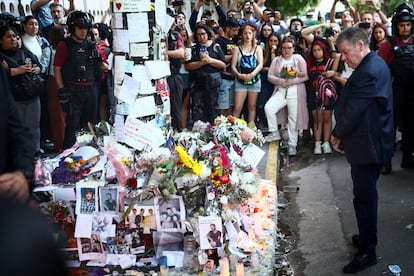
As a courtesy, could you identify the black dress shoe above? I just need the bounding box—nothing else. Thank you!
[380,162,392,175]
[343,252,377,274]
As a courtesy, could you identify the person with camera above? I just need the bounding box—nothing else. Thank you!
[0,25,43,155]
[189,0,226,33]
[54,11,105,149]
[30,0,75,35]
[377,3,414,171]
[286,18,307,58]
[330,0,356,30]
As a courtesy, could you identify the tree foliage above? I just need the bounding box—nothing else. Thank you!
[265,0,414,18]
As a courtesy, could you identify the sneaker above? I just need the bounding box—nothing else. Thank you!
[322,141,332,154]
[288,146,297,156]
[264,131,281,143]
[314,141,322,155]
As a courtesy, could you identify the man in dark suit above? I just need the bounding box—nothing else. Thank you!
[331,27,393,274]
[0,64,34,201]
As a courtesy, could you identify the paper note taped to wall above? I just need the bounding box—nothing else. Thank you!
[112,0,151,12]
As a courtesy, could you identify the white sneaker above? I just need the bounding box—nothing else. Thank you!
[288,145,297,156]
[314,141,322,155]
[322,141,332,154]
[265,131,281,142]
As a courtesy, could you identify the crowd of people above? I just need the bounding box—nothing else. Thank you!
[0,0,413,274]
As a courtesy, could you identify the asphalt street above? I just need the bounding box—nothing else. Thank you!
[260,140,414,276]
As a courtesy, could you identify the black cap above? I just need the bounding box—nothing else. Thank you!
[225,17,239,27]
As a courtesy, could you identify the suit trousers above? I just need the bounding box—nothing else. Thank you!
[350,163,382,255]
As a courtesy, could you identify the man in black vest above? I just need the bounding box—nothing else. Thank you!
[378,3,414,172]
[54,11,104,149]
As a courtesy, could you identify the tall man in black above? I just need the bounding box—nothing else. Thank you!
[331,27,393,274]
[54,11,104,148]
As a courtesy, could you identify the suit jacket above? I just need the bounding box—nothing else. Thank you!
[332,51,394,165]
[0,66,35,185]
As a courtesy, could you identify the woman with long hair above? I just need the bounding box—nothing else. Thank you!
[0,26,43,154]
[257,32,280,129]
[185,24,225,124]
[306,40,338,154]
[231,22,263,125]
[264,37,308,156]
[369,23,390,52]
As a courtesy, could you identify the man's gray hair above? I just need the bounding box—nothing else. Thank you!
[336,27,369,48]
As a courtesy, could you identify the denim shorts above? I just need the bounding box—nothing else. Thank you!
[234,79,261,92]
[215,79,235,109]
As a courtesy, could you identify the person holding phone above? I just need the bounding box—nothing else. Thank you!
[185,24,225,124]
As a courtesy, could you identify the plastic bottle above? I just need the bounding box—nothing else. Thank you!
[183,232,196,272]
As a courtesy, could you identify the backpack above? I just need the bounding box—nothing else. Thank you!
[238,46,260,85]
[317,58,338,108]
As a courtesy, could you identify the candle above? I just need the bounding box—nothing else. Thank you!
[219,257,230,276]
[236,263,244,276]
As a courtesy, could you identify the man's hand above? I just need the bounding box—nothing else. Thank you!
[330,135,345,154]
[0,172,30,202]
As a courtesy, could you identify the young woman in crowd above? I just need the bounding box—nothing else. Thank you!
[47,24,69,152]
[0,26,43,154]
[257,22,274,49]
[369,22,390,52]
[257,32,280,130]
[264,37,308,156]
[306,40,338,154]
[231,22,263,126]
[185,24,225,124]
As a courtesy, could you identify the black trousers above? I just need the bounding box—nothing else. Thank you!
[350,163,382,255]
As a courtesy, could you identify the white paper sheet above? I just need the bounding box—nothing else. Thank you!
[123,116,165,150]
[131,96,156,118]
[241,143,266,168]
[74,214,93,238]
[127,13,150,43]
[114,114,126,143]
[118,74,140,104]
[112,29,130,53]
[111,13,123,29]
[145,60,171,80]
[132,65,156,94]
[130,43,149,57]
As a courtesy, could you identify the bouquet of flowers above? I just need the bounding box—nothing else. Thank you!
[280,65,297,98]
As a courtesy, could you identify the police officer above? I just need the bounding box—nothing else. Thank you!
[54,11,104,149]
[378,3,414,171]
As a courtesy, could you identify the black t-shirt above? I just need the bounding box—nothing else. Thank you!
[216,36,237,79]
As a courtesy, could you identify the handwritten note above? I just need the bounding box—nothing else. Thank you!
[241,143,265,168]
[123,116,165,150]
[118,74,140,104]
[112,0,151,12]
[130,43,149,57]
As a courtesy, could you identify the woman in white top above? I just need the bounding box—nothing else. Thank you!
[264,37,309,156]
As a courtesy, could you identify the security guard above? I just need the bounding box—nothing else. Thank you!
[54,10,104,149]
[378,3,414,171]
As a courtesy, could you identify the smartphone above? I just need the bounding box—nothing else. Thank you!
[172,0,183,6]
[359,22,371,29]
[200,45,207,54]
[358,0,366,5]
